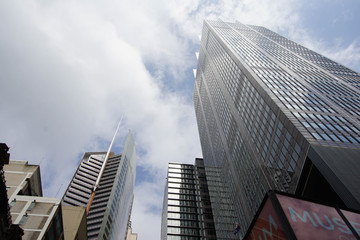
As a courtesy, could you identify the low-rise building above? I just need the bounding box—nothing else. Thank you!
[5,160,64,239]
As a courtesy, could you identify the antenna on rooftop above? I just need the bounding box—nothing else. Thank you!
[55,184,63,198]
[86,117,123,215]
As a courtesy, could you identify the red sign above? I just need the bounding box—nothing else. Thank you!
[246,198,287,240]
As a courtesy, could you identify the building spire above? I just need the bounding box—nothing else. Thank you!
[86,117,123,215]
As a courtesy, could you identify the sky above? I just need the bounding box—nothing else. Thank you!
[1,0,360,239]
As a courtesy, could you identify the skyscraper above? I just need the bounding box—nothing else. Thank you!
[193,20,360,237]
[62,131,136,240]
[161,159,220,240]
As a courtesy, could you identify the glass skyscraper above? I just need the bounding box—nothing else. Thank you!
[161,159,219,240]
[62,131,136,240]
[193,20,360,237]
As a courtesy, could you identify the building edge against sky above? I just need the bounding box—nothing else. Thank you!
[193,20,360,237]
[62,130,136,240]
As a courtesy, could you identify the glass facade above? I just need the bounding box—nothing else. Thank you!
[194,20,360,238]
[161,159,217,240]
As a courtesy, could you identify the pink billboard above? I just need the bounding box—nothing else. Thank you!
[277,194,359,240]
[246,198,287,240]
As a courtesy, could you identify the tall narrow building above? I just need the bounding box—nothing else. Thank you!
[193,20,360,237]
[62,131,136,240]
[161,159,219,240]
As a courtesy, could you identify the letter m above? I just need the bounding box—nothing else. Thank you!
[262,215,278,240]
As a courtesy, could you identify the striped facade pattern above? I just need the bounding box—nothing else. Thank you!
[62,153,122,239]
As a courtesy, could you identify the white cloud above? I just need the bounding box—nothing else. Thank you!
[131,180,165,240]
[314,39,360,73]
[1,1,202,239]
[1,0,359,239]
[328,39,360,72]
[286,27,360,73]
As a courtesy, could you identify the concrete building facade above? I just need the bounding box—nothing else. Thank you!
[4,160,42,200]
[62,205,87,240]
[4,160,63,239]
[8,195,63,240]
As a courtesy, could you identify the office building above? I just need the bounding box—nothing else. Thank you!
[193,20,360,237]
[8,195,64,239]
[62,131,136,240]
[161,158,222,240]
[4,160,64,239]
[4,160,42,200]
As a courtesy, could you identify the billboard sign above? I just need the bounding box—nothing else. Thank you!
[277,194,359,240]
